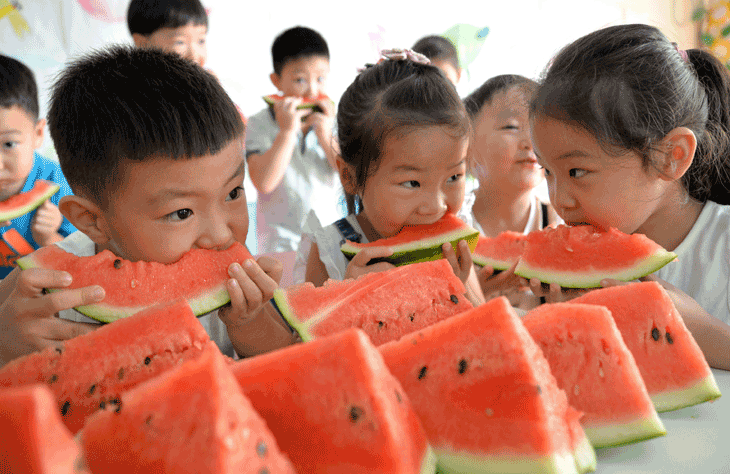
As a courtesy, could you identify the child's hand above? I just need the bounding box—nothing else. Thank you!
[273,97,309,134]
[0,267,104,366]
[304,98,336,146]
[477,261,527,299]
[442,240,474,285]
[525,277,593,303]
[343,246,395,280]
[31,201,64,246]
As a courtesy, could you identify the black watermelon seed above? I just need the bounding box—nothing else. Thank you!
[395,391,402,403]
[88,384,96,396]
[114,401,122,414]
[377,321,384,328]
[349,406,364,422]
[55,347,63,354]
[61,400,70,416]
[145,415,153,425]
[651,327,661,341]
[260,468,270,474]
[99,400,106,410]
[536,385,542,395]
[450,294,459,304]
[48,374,58,384]
[256,440,268,457]
[409,313,415,322]
[458,359,468,375]
[118,367,124,379]
[144,356,151,365]
[418,366,428,380]
[666,331,674,344]
[113,259,123,269]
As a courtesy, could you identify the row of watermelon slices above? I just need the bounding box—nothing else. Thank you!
[0,258,721,473]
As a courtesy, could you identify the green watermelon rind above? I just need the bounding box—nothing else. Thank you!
[471,255,514,270]
[650,373,722,412]
[0,182,60,222]
[513,249,678,288]
[272,289,312,341]
[341,229,480,267]
[583,412,666,449]
[262,94,332,110]
[421,447,438,474]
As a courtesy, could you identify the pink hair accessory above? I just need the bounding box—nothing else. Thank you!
[673,43,689,63]
[379,48,431,65]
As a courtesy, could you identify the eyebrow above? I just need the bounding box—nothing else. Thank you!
[148,160,246,204]
[554,150,590,160]
[0,129,22,136]
[392,159,466,173]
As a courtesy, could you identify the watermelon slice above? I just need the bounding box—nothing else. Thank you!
[523,302,666,448]
[0,299,213,434]
[379,296,597,474]
[231,328,437,473]
[340,213,479,266]
[0,384,89,473]
[263,93,331,111]
[81,343,296,474]
[273,259,473,345]
[17,242,252,322]
[0,179,60,221]
[572,282,721,412]
[514,225,677,288]
[472,231,526,269]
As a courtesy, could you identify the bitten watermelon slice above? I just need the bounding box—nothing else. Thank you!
[340,213,479,266]
[472,231,526,269]
[514,225,677,288]
[379,296,596,474]
[0,384,89,474]
[0,299,213,434]
[273,259,473,345]
[523,303,666,448]
[263,93,331,111]
[81,343,296,474]
[17,242,253,322]
[572,282,721,412]
[231,328,437,473]
[0,179,60,221]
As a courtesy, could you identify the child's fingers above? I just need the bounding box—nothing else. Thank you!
[37,318,99,343]
[350,246,393,267]
[16,268,73,295]
[256,256,284,286]
[441,243,460,274]
[456,240,473,273]
[18,285,105,318]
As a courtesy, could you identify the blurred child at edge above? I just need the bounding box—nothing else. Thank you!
[412,35,462,85]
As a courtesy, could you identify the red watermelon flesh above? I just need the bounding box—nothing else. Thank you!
[0,179,60,221]
[231,328,437,473]
[273,259,473,345]
[572,282,721,412]
[378,296,596,474]
[263,93,331,110]
[0,384,89,474]
[523,302,666,448]
[0,299,212,434]
[514,225,677,288]
[81,343,296,474]
[17,241,253,322]
[472,231,526,269]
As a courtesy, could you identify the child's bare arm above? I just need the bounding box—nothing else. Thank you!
[31,201,65,246]
[304,242,329,287]
[0,267,104,367]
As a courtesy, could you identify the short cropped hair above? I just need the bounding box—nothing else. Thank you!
[127,0,207,36]
[0,54,39,120]
[47,45,244,206]
[272,26,329,75]
[412,35,459,71]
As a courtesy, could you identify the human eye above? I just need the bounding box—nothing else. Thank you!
[541,166,550,176]
[165,208,193,221]
[1,141,16,150]
[401,180,420,189]
[226,186,244,201]
[569,168,587,178]
[447,173,463,183]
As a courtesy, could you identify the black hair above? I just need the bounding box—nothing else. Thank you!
[337,58,470,214]
[47,45,244,206]
[412,35,459,71]
[531,24,730,205]
[127,0,208,36]
[271,26,329,75]
[0,54,39,121]
[464,74,538,120]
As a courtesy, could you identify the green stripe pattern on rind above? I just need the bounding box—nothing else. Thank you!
[0,182,60,222]
[471,256,513,270]
[421,447,438,474]
[583,411,666,449]
[650,373,722,412]
[513,249,678,288]
[341,229,479,267]
[272,289,312,341]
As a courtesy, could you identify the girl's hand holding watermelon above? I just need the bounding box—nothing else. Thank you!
[343,245,395,281]
[0,267,103,367]
[442,240,486,306]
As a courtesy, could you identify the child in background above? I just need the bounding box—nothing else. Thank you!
[529,24,730,369]
[462,74,561,309]
[0,54,76,278]
[246,26,343,254]
[0,46,298,367]
[295,49,483,306]
[412,35,461,85]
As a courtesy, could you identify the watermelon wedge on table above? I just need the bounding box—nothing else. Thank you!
[17,242,253,322]
[523,302,666,448]
[272,259,473,345]
[81,343,296,474]
[0,299,213,434]
[514,225,677,288]
[472,231,526,269]
[379,296,596,474]
[0,179,59,221]
[231,328,437,474]
[0,384,89,473]
[572,282,721,412]
[340,213,479,266]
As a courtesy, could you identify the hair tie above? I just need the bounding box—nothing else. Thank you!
[379,48,431,65]
[673,43,689,63]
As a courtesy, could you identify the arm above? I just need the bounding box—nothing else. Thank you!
[304,242,329,287]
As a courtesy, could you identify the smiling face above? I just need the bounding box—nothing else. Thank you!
[271,55,329,100]
[356,126,468,239]
[134,22,208,67]
[96,138,248,263]
[0,105,43,201]
[531,115,670,234]
[471,86,543,191]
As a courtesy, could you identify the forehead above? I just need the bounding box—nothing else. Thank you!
[0,105,36,132]
[382,126,468,167]
[478,86,530,120]
[279,55,330,76]
[151,23,207,39]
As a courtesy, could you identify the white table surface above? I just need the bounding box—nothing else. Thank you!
[594,368,730,473]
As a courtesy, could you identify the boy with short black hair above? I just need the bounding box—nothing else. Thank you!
[247,26,343,254]
[0,54,76,278]
[0,46,296,367]
[412,35,462,85]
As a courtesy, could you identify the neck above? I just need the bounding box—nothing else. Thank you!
[472,181,534,237]
[637,188,704,251]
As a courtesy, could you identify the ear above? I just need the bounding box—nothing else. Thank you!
[131,33,149,48]
[336,156,357,195]
[270,72,281,92]
[58,195,113,246]
[455,67,463,84]
[657,127,697,181]
[32,118,45,150]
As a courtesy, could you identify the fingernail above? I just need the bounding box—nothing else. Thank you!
[90,286,105,301]
[243,259,254,269]
[61,272,72,285]
[228,263,242,277]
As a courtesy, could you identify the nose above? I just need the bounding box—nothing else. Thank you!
[190,44,207,68]
[420,189,448,217]
[548,175,575,215]
[197,212,234,251]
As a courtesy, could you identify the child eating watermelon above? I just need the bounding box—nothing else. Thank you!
[0,46,298,367]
